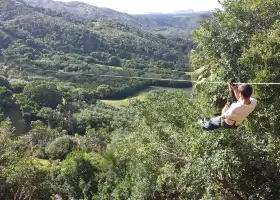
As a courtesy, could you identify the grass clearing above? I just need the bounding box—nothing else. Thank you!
[102,86,192,107]
[110,66,123,70]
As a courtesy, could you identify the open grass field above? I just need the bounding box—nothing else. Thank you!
[101,86,192,107]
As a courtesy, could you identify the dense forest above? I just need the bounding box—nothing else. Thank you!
[1,0,280,199]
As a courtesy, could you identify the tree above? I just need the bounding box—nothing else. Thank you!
[0,76,10,88]
[29,121,61,149]
[2,158,51,200]
[0,122,13,165]
[10,81,25,94]
[0,86,13,109]
[109,56,121,66]
[96,84,112,98]
[21,81,62,109]
[45,136,76,160]
[37,107,66,129]
[238,20,280,134]
[51,151,100,199]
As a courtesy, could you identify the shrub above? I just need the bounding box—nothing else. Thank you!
[45,136,76,160]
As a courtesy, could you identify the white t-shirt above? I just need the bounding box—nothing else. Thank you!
[224,98,257,126]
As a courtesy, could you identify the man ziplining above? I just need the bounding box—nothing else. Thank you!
[200,80,257,131]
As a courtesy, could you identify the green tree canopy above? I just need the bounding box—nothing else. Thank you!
[21,81,62,109]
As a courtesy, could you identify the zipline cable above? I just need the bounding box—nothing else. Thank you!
[100,75,280,85]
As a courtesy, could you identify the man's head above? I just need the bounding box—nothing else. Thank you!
[238,84,253,99]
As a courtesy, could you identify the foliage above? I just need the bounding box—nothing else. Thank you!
[0,86,13,109]
[10,81,25,93]
[51,151,100,200]
[29,121,62,158]
[1,158,51,200]
[0,76,10,88]
[45,136,76,160]
[21,81,62,109]
[73,102,131,135]
[0,123,14,165]
[96,84,112,98]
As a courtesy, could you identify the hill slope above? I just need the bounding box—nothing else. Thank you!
[22,0,160,29]
[0,0,192,100]
[0,0,186,67]
[22,0,211,38]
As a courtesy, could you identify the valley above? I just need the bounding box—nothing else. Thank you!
[1,0,202,100]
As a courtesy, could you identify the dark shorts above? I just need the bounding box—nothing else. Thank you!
[221,119,236,129]
[202,117,237,131]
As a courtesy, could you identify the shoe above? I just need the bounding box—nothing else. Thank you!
[198,118,208,127]
[198,119,204,126]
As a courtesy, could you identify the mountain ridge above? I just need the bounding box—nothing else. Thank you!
[21,0,212,38]
[22,0,159,29]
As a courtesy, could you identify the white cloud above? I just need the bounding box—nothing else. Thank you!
[59,0,222,14]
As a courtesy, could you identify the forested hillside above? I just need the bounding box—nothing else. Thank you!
[0,0,195,100]
[1,0,280,200]
[141,13,212,38]
[22,0,211,38]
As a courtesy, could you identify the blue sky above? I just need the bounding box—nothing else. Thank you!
[59,0,222,14]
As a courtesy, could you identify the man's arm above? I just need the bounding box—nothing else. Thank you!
[222,103,230,118]
[228,81,240,101]
[221,103,230,118]
[222,103,237,120]
[232,85,240,101]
